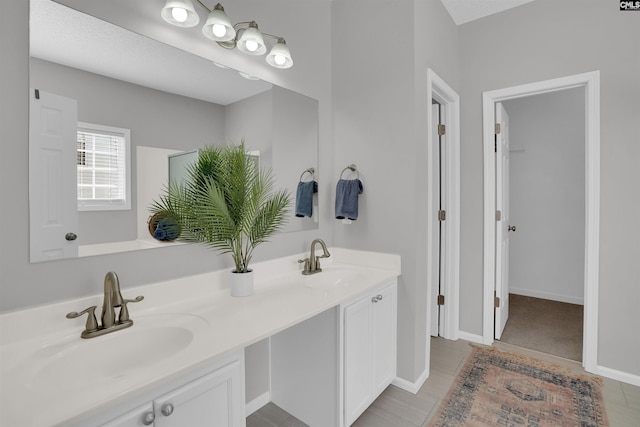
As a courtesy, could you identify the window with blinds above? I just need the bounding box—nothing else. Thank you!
[77,122,131,211]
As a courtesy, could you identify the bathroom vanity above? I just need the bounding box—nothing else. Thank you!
[0,248,400,426]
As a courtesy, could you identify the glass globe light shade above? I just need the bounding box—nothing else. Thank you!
[266,39,293,69]
[237,22,267,55]
[161,0,200,28]
[202,4,236,42]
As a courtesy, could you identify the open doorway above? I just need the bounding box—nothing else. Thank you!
[497,88,586,362]
[482,71,601,373]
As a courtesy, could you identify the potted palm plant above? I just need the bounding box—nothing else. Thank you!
[151,141,291,297]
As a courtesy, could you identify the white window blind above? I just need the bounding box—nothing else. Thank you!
[77,122,131,211]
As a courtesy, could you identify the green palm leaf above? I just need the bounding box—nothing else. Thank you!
[150,141,291,273]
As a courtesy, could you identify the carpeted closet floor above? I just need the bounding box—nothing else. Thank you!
[499,293,584,361]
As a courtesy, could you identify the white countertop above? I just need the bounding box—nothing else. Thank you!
[0,248,400,426]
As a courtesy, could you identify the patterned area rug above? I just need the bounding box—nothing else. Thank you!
[430,346,608,427]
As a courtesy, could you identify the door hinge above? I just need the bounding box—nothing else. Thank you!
[438,210,446,221]
[494,295,501,308]
[437,295,445,306]
[495,123,501,134]
[438,124,446,136]
[496,210,501,221]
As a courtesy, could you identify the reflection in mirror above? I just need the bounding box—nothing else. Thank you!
[168,151,199,187]
[29,0,319,262]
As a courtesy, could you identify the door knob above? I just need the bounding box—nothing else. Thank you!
[65,232,77,241]
[508,225,517,232]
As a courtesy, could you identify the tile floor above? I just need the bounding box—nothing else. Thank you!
[248,337,640,427]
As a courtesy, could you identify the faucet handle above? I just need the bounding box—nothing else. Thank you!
[118,296,144,323]
[298,258,310,272]
[66,306,98,333]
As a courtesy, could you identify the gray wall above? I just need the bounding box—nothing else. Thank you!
[30,58,226,245]
[331,0,460,382]
[458,0,640,375]
[504,89,585,304]
[225,90,273,168]
[226,87,320,234]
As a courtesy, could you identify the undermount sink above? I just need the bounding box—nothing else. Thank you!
[27,313,208,390]
[303,265,373,289]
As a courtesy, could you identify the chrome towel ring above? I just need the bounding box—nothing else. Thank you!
[299,167,315,182]
[340,164,359,179]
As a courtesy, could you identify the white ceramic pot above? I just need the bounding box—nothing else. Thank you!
[230,269,254,297]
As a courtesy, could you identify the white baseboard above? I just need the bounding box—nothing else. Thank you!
[245,391,270,416]
[594,365,640,387]
[457,331,484,344]
[392,369,429,395]
[510,288,584,305]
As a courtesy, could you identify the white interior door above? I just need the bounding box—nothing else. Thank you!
[430,102,443,337]
[29,89,79,262]
[494,102,510,339]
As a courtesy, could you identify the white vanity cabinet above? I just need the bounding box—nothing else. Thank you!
[343,281,397,426]
[99,356,245,427]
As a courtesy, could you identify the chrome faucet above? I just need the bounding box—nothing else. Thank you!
[298,239,331,275]
[66,272,144,339]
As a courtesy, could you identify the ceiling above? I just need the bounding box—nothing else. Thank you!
[440,0,536,25]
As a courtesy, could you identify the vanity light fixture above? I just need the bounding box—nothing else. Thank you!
[161,0,293,69]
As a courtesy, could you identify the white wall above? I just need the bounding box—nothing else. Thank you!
[504,88,585,304]
[458,0,640,375]
[136,146,182,242]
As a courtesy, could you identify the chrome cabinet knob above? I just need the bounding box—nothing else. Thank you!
[371,294,383,303]
[142,411,155,425]
[161,403,174,416]
[65,232,77,241]
[508,225,517,232]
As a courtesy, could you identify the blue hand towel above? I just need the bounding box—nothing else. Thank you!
[295,180,318,217]
[335,179,363,220]
[153,217,180,241]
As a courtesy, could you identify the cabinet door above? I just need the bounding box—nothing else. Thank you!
[371,284,397,395]
[344,295,373,426]
[101,403,154,427]
[154,360,244,427]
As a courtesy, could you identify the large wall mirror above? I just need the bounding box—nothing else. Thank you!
[29,0,319,262]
